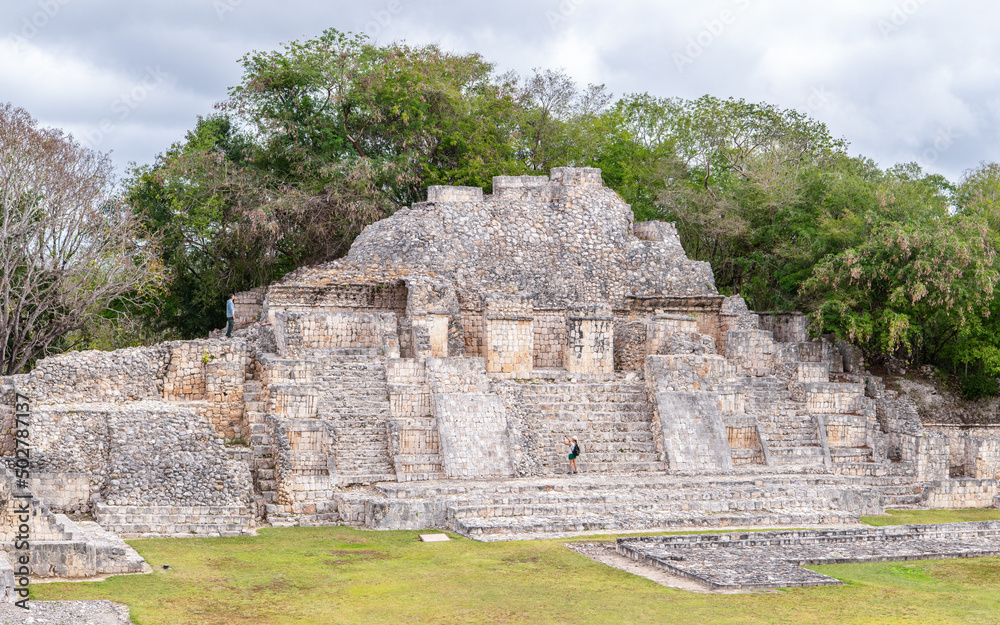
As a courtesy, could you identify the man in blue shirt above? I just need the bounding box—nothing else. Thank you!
[226,294,235,338]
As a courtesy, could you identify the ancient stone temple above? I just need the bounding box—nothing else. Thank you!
[2,167,998,581]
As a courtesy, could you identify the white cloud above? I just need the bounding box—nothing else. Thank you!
[3,0,1000,181]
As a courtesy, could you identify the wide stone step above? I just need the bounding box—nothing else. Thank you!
[448,495,849,520]
[96,504,254,537]
[551,461,663,474]
[336,472,397,485]
[451,510,859,540]
[537,423,655,435]
[540,441,658,453]
[764,447,826,467]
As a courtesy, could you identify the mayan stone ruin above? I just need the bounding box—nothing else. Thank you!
[2,167,1000,588]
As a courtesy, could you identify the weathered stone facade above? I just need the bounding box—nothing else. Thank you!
[2,167,994,583]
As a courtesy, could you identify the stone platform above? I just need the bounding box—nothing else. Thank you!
[96,504,255,538]
[615,521,1000,589]
[335,470,897,541]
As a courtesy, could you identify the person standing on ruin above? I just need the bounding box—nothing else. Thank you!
[563,435,580,474]
[225,293,235,338]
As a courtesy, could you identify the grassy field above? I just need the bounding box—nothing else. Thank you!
[31,510,1000,625]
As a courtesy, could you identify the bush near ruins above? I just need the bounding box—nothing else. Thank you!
[0,103,163,374]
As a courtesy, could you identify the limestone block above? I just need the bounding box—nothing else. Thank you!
[427,186,483,203]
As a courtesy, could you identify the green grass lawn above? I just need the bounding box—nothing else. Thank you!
[861,508,1000,526]
[31,510,1000,625]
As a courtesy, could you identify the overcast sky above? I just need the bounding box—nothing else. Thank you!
[3,0,997,184]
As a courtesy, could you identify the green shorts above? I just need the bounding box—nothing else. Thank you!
[568,453,577,460]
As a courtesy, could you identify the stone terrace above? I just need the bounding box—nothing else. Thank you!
[616,521,1000,589]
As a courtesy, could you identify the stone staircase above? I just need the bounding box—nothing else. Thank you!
[746,378,826,468]
[323,353,397,485]
[879,479,928,508]
[390,415,446,481]
[516,380,662,475]
[343,472,884,541]
[0,467,147,577]
[387,359,446,482]
[244,377,278,518]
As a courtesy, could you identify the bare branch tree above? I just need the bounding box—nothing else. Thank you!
[0,103,163,374]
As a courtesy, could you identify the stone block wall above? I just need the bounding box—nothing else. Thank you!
[287,422,331,475]
[410,314,449,358]
[162,339,251,402]
[387,359,431,419]
[757,312,809,343]
[27,474,91,513]
[647,315,699,355]
[200,361,247,440]
[896,434,950,482]
[101,404,252,508]
[726,330,776,376]
[22,347,169,405]
[493,175,551,202]
[924,425,1000,477]
[824,415,869,448]
[16,403,253,514]
[645,354,739,394]
[795,362,829,382]
[273,311,399,358]
[922,478,998,508]
[651,391,733,472]
[269,386,319,419]
[533,311,566,369]
[726,422,767,466]
[233,286,266,322]
[264,282,409,322]
[613,318,647,372]
[386,358,443,481]
[483,296,533,378]
[564,304,613,377]
[15,406,109,513]
[427,185,483,203]
[793,382,866,414]
[968,439,1000,479]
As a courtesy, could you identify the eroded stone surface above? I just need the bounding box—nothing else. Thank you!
[0,601,133,624]
[616,522,1000,589]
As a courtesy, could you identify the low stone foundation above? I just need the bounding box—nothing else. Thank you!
[617,521,1000,589]
[95,505,254,538]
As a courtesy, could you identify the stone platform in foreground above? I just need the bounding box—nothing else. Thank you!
[616,521,1000,589]
[334,470,903,541]
[0,600,133,624]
